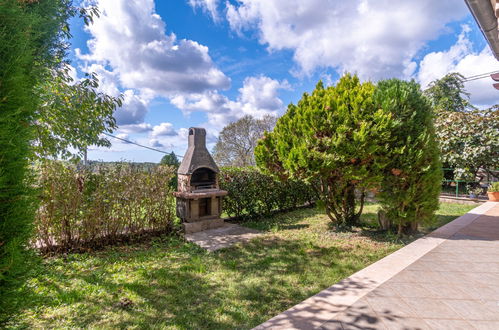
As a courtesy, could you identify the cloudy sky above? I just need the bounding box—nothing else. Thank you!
[69,0,499,162]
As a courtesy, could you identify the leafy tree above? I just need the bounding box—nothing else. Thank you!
[213,115,277,166]
[160,151,180,167]
[255,74,393,228]
[161,152,180,189]
[34,68,122,160]
[426,73,498,181]
[375,79,442,235]
[435,106,499,180]
[424,72,475,113]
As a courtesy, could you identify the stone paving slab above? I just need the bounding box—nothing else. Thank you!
[256,202,499,330]
[185,222,262,252]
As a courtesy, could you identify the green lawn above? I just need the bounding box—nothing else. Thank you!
[7,202,475,329]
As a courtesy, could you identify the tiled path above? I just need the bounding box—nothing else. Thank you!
[256,202,499,330]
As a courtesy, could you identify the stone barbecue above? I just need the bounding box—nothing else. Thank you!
[174,127,228,234]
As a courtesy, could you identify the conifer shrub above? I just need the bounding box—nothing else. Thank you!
[0,0,48,319]
[374,79,442,235]
[255,74,392,228]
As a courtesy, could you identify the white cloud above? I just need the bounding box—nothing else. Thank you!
[67,64,78,82]
[216,0,468,80]
[171,75,289,129]
[417,26,499,108]
[77,0,230,96]
[118,123,152,134]
[148,128,191,152]
[114,90,149,125]
[151,122,177,137]
[81,63,151,126]
[188,0,220,21]
[92,129,188,155]
[417,26,473,88]
[149,138,164,148]
[239,76,290,111]
[115,133,133,144]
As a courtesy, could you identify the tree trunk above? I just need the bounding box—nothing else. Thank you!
[355,189,366,224]
[344,183,358,227]
[398,221,419,236]
[378,210,391,230]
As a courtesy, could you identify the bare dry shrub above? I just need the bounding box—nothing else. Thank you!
[34,161,177,252]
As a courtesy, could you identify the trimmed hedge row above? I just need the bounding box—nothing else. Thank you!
[219,167,315,219]
[34,161,177,252]
[33,163,314,252]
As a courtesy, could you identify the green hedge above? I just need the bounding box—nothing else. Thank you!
[1,0,43,321]
[219,167,315,219]
[33,164,314,251]
[34,161,177,252]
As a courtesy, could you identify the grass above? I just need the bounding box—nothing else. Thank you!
[7,202,475,329]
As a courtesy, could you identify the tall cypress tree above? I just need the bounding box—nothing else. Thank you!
[0,0,70,321]
[374,79,442,235]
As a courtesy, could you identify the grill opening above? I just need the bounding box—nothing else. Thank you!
[199,198,211,217]
[191,167,216,190]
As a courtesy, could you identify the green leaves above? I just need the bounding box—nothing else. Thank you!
[375,79,442,234]
[256,75,443,234]
[435,106,499,180]
[219,167,314,219]
[160,152,180,167]
[256,73,391,227]
[1,0,79,320]
[424,72,475,113]
[33,66,123,160]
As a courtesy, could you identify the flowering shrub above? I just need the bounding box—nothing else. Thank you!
[34,161,177,252]
[219,167,315,219]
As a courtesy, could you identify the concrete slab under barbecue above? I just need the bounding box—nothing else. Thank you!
[184,223,263,252]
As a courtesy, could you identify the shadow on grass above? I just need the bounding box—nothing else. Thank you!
[13,233,365,329]
[357,209,474,245]
[12,245,228,328]
[237,207,318,232]
[425,214,465,232]
[8,203,475,329]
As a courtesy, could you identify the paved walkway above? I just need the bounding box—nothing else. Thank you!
[256,202,499,330]
[185,223,262,252]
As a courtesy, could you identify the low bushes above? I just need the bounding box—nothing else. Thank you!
[34,161,177,252]
[33,162,313,251]
[219,167,315,219]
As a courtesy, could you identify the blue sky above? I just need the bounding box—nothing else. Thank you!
[69,0,499,162]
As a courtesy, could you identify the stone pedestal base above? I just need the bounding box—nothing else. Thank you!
[183,218,224,234]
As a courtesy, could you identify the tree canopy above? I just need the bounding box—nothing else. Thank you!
[0,0,78,321]
[1,0,119,321]
[375,79,442,234]
[160,152,180,189]
[425,73,498,181]
[435,106,499,180]
[160,152,180,167]
[34,69,122,160]
[213,115,277,167]
[255,74,393,228]
[424,72,474,113]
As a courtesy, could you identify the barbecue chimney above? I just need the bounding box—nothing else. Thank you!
[174,127,227,233]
